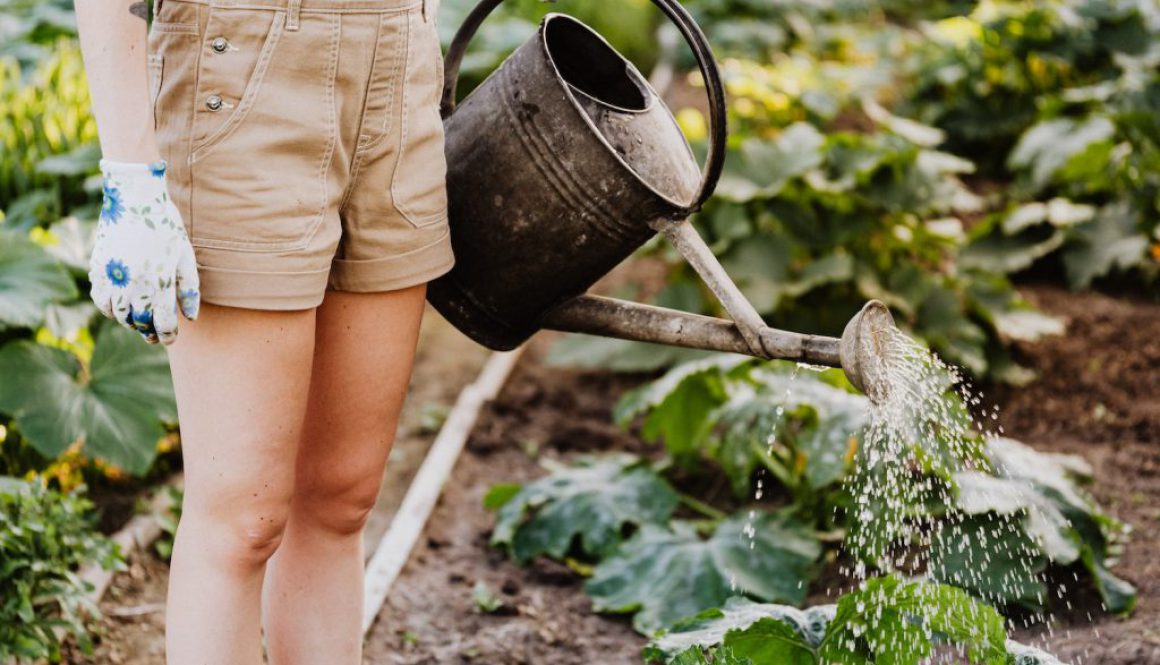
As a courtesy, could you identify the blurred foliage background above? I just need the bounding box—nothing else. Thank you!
[2,0,1156,483]
[0,0,1155,658]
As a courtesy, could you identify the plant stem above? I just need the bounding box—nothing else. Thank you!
[678,492,727,521]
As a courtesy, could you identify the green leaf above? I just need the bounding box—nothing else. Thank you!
[471,581,504,613]
[586,510,821,635]
[489,454,679,564]
[1005,640,1069,665]
[0,229,77,331]
[716,124,825,202]
[670,645,754,665]
[37,216,94,274]
[1008,117,1116,191]
[34,143,101,177]
[645,596,824,663]
[819,576,1008,665]
[930,514,1048,608]
[613,354,752,458]
[482,483,521,510]
[1062,202,1150,288]
[0,320,175,474]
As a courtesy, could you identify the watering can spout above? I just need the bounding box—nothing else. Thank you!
[539,295,897,404]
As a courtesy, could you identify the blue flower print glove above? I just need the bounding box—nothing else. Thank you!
[89,159,201,345]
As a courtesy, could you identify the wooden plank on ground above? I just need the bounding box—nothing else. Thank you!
[361,347,525,636]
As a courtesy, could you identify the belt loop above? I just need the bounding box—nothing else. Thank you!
[421,0,428,22]
[287,0,302,31]
[154,0,164,16]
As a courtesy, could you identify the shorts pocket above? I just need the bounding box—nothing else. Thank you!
[391,9,449,229]
[187,12,340,252]
[189,7,286,160]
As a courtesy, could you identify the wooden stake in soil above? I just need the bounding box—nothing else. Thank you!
[362,348,524,636]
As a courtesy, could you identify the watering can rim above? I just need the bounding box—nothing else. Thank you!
[437,0,730,220]
[540,13,661,118]
[537,12,700,211]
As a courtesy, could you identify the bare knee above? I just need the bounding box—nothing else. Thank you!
[181,491,293,570]
[292,469,384,537]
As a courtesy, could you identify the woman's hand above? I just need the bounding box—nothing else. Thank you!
[89,159,201,345]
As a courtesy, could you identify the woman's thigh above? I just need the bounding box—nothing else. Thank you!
[288,284,428,530]
[165,302,317,539]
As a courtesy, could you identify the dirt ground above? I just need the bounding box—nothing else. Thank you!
[997,286,1160,665]
[363,284,1160,665]
[73,279,1159,664]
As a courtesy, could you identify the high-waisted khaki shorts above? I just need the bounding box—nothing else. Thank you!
[147,0,455,309]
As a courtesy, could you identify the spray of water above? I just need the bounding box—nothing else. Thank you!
[839,327,1067,659]
[747,327,1076,660]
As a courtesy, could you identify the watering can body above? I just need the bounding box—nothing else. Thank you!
[427,8,706,350]
[425,0,896,401]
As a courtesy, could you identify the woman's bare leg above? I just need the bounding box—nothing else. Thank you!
[262,284,428,665]
[164,302,318,665]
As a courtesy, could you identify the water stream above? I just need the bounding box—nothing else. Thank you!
[751,327,1079,660]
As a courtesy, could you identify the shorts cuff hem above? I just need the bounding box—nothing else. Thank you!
[328,230,455,292]
[198,264,332,310]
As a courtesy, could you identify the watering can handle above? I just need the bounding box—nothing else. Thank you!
[438,0,727,217]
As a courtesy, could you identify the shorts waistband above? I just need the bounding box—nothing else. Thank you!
[162,0,423,14]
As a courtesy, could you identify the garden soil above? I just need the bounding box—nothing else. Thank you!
[72,278,1159,664]
[362,284,1160,665]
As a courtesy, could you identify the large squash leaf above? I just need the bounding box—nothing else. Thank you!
[935,437,1136,613]
[647,577,1020,665]
[645,596,828,664]
[488,453,679,564]
[0,229,77,331]
[613,354,752,459]
[586,510,821,635]
[818,576,1008,665]
[0,319,175,474]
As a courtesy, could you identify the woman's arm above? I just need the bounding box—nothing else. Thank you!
[75,0,202,344]
[73,0,160,162]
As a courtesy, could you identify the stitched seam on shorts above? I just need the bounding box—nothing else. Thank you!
[390,11,445,228]
[185,2,205,239]
[355,13,405,154]
[197,263,332,276]
[331,223,449,265]
[181,1,420,14]
[152,22,200,34]
[189,9,286,163]
[299,12,342,249]
[337,13,384,213]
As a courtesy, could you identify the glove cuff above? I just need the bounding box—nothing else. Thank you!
[99,159,169,179]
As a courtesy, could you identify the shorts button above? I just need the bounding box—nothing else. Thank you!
[206,94,223,111]
[211,36,229,53]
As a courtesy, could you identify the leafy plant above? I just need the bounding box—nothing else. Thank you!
[153,484,184,562]
[486,453,679,563]
[607,354,1136,615]
[0,317,177,475]
[586,510,821,634]
[471,581,505,614]
[646,576,1030,665]
[0,476,124,662]
[615,356,866,508]
[933,437,1136,613]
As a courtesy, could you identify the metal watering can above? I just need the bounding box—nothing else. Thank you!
[426,0,898,401]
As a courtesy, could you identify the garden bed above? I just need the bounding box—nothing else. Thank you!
[362,284,1159,665]
[69,280,1158,664]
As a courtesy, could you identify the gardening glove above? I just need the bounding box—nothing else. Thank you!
[88,159,201,345]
